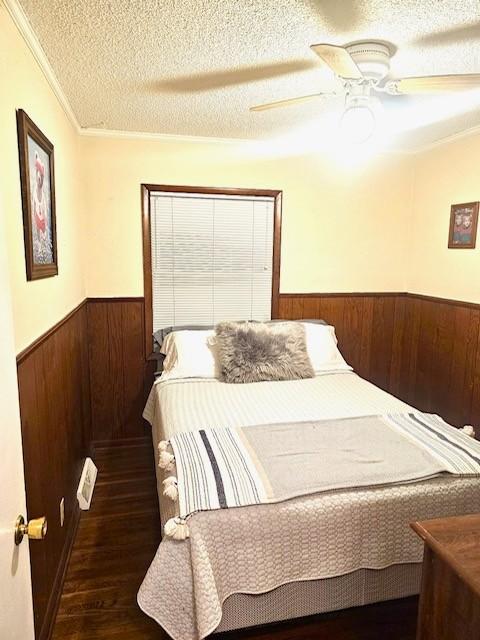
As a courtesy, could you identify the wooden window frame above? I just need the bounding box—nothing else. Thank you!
[141,183,282,359]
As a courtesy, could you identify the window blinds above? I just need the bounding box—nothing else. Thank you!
[150,192,275,331]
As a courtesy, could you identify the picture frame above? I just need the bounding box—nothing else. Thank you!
[448,202,479,249]
[16,109,58,280]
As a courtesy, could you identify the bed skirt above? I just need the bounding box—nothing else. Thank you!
[150,410,425,637]
[216,563,421,633]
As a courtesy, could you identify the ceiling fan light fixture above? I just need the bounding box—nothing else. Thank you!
[340,96,377,144]
[345,42,392,81]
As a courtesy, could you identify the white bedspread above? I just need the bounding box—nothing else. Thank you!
[143,371,412,438]
[139,372,480,640]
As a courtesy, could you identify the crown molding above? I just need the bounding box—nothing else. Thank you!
[71,122,480,153]
[78,127,417,154]
[78,126,252,145]
[6,0,480,154]
[57,117,480,155]
[377,123,480,155]
[3,0,80,133]
[411,122,480,154]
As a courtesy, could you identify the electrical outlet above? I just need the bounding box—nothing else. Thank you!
[60,497,65,527]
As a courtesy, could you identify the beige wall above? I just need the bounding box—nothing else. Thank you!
[2,0,414,354]
[0,5,86,353]
[82,129,480,307]
[407,133,480,303]
[81,135,413,297]
[8,0,480,352]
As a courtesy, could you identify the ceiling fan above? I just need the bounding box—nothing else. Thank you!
[250,41,480,143]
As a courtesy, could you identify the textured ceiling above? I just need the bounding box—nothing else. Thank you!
[17,0,480,149]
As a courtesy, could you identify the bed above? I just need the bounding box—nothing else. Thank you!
[138,326,480,640]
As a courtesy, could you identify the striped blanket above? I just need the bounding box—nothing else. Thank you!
[158,413,480,540]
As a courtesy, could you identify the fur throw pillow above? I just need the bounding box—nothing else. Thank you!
[213,321,315,384]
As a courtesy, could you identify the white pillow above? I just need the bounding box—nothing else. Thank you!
[159,323,351,381]
[159,329,217,380]
[160,332,179,371]
[302,323,352,373]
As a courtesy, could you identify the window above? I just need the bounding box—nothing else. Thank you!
[142,185,282,356]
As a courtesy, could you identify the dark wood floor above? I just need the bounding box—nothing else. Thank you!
[52,440,418,640]
[52,439,163,639]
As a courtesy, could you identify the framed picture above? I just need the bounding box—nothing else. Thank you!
[17,109,58,280]
[448,202,479,249]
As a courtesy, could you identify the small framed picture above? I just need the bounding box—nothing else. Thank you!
[448,202,479,249]
[17,109,58,280]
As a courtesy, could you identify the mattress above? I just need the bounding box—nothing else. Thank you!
[139,372,480,639]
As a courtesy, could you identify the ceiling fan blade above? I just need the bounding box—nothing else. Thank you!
[155,60,318,92]
[414,22,480,47]
[394,74,480,94]
[310,44,363,80]
[250,93,329,112]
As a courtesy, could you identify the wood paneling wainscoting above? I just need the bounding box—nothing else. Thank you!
[16,291,480,639]
[279,293,403,393]
[16,301,91,640]
[81,293,480,443]
[279,292,480,434]
[87,298,155,443]
[15,297,155,640]
[86,292,480,441]
[398,294,480,431]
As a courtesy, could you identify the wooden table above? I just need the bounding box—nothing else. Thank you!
[411,513,480,640]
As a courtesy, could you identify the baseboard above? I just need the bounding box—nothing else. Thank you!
[40,503,81,640]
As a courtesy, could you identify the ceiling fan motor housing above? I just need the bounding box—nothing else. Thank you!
[346,42,391,81]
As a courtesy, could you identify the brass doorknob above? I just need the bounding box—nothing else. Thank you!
[14,515,47,546]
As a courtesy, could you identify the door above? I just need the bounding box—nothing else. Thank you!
[0,198,35,639]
